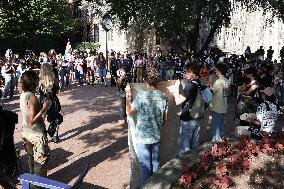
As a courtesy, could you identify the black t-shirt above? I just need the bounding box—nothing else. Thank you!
[110,59,117,74]
[267,49,274,58]
[256,49,265,55]
[280,48,284,58]
[259,74,273,89]
[180,79,199,121]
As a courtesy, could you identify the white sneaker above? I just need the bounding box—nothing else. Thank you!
[212,138,217,143]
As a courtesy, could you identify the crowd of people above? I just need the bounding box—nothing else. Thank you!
[1,43,284,188]
[124,45,284,188]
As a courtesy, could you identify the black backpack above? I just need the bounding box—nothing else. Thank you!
[47,94,62,125]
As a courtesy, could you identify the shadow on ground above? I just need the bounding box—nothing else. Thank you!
[7,84,129,188]
[249,159,284,189]
[80,182,108,189]
[78,121,128,148]
[59,85,120,116]
[58,113,123,144]
[18,146,74,174]
[48,86,129,186]
[48,148,74,171]
[49,135,128,183]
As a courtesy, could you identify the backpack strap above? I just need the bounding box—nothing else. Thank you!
[191,80,198,85]
[191,80,201,91]
[182,80,200,113]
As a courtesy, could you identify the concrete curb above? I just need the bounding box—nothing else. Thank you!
[143,143,214,189]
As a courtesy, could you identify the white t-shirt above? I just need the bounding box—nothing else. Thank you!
[86,56,94,68]
[117,69,126,77]
[134,59,144,68]
[256,101,279,133]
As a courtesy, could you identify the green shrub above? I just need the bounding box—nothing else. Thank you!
[75,42,100,53]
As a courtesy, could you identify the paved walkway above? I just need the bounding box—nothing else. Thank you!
[4,84,284,189]
[6,84,130,189]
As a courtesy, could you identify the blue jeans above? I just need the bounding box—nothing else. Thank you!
[99,68,107,78]
[59,68,67,88]
[179,120,200,155]
[165,74,174,81]
[279,85,284,105]
[135,142,160,187]
[160,69,166,80]
[211,111,225,140]
[2,74,15,98]
[75,70,84,80]
[118,91,126,119]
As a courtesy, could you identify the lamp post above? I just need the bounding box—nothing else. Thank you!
[101,18,112,68]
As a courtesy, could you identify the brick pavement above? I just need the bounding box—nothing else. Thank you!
[4,85,283,189]
[7,84,130,189]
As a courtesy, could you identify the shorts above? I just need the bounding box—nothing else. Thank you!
[87,67,94,73]
[99,68,107,78]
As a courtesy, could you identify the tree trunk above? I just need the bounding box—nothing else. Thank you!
[200,22,219,52]
[187,4,203,52]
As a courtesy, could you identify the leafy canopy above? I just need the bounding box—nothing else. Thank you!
[237,0,284,20]
[106,0,231,35]
[0,0,76,39]
[103,0,284,47]
[75,42,100,53]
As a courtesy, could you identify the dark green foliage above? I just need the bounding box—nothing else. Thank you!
[0,0,76,39]
[103,0,284,51]
[105,0,232,51]
[75,42,100,53]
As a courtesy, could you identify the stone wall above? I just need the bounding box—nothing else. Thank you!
[213,0,284,59]
[97,27,129,53]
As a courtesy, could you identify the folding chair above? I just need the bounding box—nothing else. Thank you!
[18,164,89,189]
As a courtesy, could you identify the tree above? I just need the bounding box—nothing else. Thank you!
[103,0,232,52]
[237,0,284,20]
[0,0,76,40]
[102,0,284,53]
[75,42,100,53]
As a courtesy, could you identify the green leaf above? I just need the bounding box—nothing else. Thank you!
[0,0,77,39]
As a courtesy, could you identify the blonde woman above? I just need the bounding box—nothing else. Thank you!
[39,64,61,143]
[39,64,56,96]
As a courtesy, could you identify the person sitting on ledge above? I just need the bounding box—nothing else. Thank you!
[248,87,280,139]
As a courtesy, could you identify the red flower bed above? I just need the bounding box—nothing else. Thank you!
[172,132,284,188]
